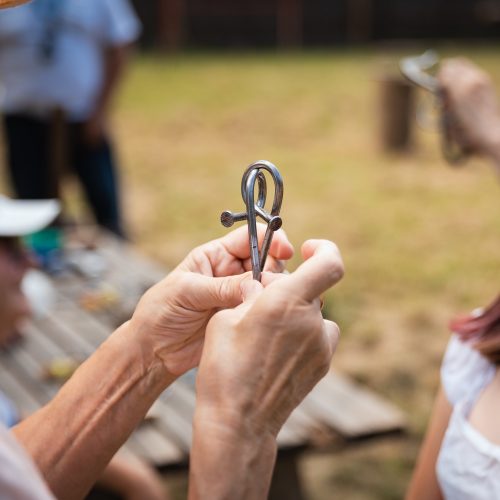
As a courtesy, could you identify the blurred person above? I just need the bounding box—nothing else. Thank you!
[0,195,169,500]
[0,194,344,499]
[0,0,141,238]
[407,59,500,499]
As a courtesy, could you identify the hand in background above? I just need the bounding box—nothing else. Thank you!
[129,224,294,377]
[439,58,500,161]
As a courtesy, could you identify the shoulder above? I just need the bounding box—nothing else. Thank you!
[441,334,496,406]
[64,0,141,44]
[96,0,142,45]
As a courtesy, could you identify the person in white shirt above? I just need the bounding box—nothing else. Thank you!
[0,0,141,237]
[406,59,500,499]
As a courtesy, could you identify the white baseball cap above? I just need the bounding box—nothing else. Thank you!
[0,196,60,237]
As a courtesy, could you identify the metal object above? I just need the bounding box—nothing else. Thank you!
[400,50,468,165]
[400,50,440,93]
[221,160,284,281]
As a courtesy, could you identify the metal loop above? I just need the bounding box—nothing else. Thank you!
[399,50,469,166]
[220,160,284,281]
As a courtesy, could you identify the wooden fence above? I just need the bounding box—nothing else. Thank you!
[130,0,500,50]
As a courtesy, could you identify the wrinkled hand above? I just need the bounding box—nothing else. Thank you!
[439,58,500,158]
[196,239,343,437]
[129,225,293,377]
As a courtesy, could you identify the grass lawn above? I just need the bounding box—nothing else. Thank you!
[4,45,500,499]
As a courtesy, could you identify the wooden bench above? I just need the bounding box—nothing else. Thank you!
[0,232,406,498]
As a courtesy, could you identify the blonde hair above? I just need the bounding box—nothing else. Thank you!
[450,295,500,365]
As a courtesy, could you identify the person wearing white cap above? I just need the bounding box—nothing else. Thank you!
[0,195,59,343]
[0,194,170,499]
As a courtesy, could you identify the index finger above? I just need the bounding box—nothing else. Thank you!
[282,240,344,302]
[219,223,294,261]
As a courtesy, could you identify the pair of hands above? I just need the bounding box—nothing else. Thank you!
[130,224,343,438]
[438,58,500,164]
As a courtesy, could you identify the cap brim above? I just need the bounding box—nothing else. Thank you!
[0,197,60,236]
[0,0,32,9]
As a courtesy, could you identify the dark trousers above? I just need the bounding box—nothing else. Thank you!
[2,113,125,237]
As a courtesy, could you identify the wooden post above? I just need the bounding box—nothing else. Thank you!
[346,0,373,43]
[157,0,186,52]
[276,0,303,48]
[378,75,414,152]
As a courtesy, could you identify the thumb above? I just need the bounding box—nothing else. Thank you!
[240,277,264,302]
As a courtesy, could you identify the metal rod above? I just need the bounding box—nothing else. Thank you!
[220,160,284,281]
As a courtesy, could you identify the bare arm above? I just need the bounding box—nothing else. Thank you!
[405,386,452,500]
[439,58,500,174]
[13,322,172,499]
[85,43,133,146]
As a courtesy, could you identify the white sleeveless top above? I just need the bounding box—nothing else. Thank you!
[437,334,499,499]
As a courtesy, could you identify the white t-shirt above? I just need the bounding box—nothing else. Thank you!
[0,422,55,499]
[0,0,141,120]
[437,334,499,499]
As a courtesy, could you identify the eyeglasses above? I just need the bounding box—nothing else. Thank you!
[0,237,27,263]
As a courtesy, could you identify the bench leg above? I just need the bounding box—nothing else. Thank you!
[269,451,306,500]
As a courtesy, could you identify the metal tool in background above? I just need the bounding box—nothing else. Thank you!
[221,160,284,282]
[400,50,469,165]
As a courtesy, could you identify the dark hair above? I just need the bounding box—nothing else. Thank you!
[450,295,500,365]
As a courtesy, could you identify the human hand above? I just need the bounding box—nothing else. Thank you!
[189,240,343,499]
[438,58,500,160]
[129,225,294,377]
[83,112,107,148]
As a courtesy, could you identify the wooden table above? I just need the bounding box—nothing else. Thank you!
[0,233,407,498]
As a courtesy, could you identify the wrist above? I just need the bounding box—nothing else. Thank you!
[190,404,277,499]
[115,321,176,393]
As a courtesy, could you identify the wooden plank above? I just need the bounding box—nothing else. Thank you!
[0,360,41,416]
[300,371,406,440]
[152,396,194,451]
[126,424,184,466]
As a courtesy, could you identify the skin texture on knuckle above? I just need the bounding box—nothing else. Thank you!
[324,256,345,285]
